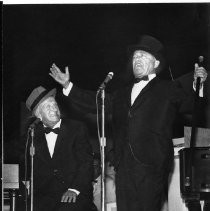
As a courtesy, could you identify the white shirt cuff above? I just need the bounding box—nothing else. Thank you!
[63,82,73,96]
[68,188,80,195]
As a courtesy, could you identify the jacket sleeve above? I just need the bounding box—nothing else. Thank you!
[65,85,113,116]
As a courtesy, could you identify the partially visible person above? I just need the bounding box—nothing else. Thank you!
[176,70,210,211]
[177,70,210,128]
[92,156,116,211]
[18,86,94,211]
[49,35,208,211]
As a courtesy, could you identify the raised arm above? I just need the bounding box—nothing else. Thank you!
[49,63,113,114]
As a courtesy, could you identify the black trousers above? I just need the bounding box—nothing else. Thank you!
[115,144,168,211]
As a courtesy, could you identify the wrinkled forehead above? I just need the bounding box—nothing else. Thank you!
[41,96,57,107]
[133,50,154,58]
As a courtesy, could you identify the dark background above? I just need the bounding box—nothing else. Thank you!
[3,3,210,162]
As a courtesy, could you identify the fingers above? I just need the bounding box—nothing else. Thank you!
[52,63,61,73]
[61,191,77,203]
[49,63,70,82]
[67,195,76,203]
[194,63,199,68]
[50,63,60,76]
[194,63,207,83]
[50,63,68,75]
[65,66,69,76]
[61,195,68,203]
[49,72,55,79]
[72,195,77,203]
[67,196,72,203]
[61,195,71,203]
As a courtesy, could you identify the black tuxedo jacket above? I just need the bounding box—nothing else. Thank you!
[67,77,203,174]
[21,119,93,200]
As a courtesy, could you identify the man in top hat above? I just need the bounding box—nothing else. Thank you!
[20,86,94,211]
[49,35,207,211]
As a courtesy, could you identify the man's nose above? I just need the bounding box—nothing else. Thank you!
[135,57,143,63]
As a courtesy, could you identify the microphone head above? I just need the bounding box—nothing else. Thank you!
[198,56,204,63]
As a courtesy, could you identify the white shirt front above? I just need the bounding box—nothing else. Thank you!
[44,119,61,157]
[131,74,156,105]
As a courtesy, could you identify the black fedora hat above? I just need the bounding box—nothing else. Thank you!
[26,86,56,113]
[128,35,166,73]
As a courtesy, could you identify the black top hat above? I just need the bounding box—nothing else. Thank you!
[128,35,166,73]
[26,86,56,113]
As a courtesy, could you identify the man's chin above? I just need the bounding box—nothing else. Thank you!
[54,117,60,122]
[50,116,60,123]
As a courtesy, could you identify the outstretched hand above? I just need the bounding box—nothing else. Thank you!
[49,63,70,88]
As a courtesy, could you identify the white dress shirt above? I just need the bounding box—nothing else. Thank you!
[131,74,156,105]
[44,119,61,157]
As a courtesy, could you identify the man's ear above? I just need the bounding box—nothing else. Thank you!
[34,108,42,120]
[154,59,160,69]
[37,113,42,121]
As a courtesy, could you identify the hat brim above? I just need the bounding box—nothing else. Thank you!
[32,88,56,113]
[128,45,160,59]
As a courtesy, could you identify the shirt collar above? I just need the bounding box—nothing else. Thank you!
[133,73,156,85]
[147,73,156,81]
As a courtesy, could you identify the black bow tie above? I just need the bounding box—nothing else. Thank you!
[44,127,60,134]
[134,76,149,83]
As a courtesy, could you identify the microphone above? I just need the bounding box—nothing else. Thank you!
[98,72,114,91]
[195,56,204,93]
[29,118,41,130]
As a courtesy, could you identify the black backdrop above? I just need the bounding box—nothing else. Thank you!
[3,3,210,162]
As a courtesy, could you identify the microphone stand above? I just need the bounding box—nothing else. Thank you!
[99,89,106,211]
[29,128,35,211]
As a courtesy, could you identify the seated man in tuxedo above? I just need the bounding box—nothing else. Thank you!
[19,86,94,211]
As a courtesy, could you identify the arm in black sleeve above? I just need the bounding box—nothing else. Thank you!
[66,85,113,115]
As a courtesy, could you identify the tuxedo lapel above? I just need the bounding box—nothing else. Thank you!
[52,120,68,159]
[125,84,133,108]
[35,127,52,164]
[131,77,159,108]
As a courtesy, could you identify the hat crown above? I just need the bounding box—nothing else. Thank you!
[136,35,163,54]
[26,86,56,112]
